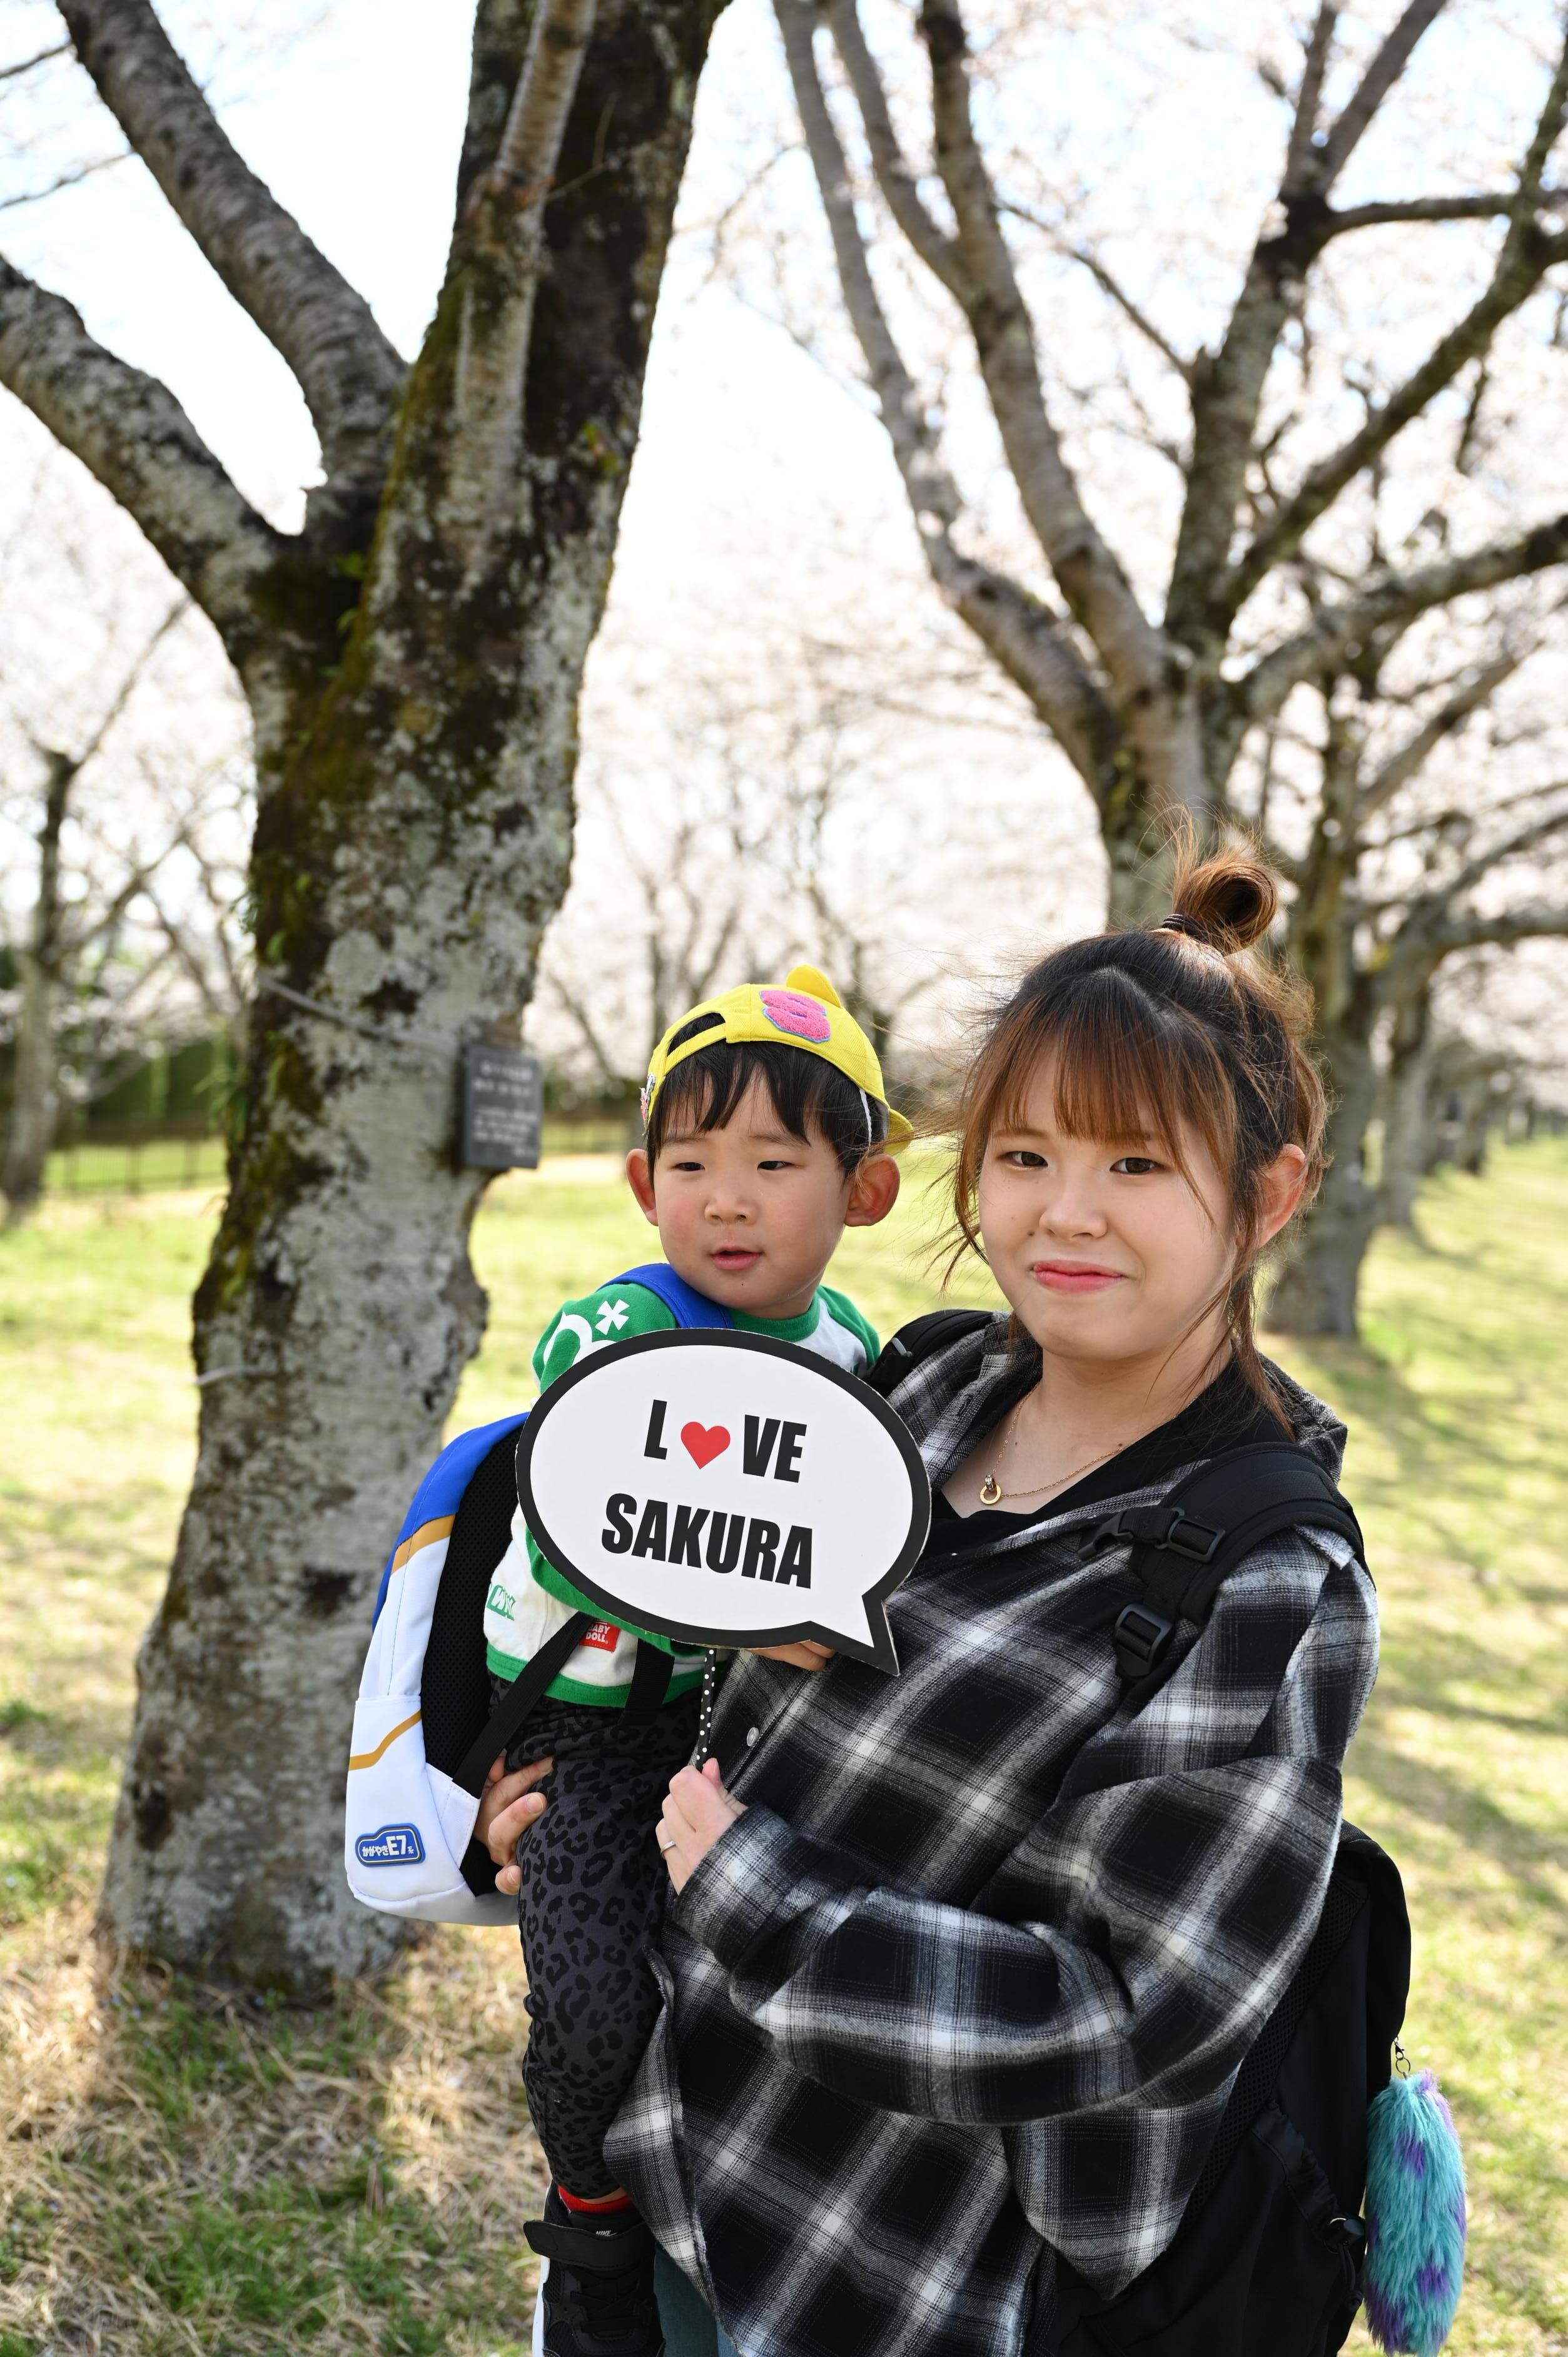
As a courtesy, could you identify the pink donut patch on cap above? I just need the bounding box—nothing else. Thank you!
[760,987,831,1043]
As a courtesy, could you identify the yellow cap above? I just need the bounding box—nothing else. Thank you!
[641,965,914,1150]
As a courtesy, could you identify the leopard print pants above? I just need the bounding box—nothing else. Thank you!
[500,1684,702,2197]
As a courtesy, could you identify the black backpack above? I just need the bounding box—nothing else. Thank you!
[867,1314,1410,2357]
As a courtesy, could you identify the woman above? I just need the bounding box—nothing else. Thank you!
[488,852,1378,2357]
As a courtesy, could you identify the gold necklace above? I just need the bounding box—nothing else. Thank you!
[978,1414,1131,1507]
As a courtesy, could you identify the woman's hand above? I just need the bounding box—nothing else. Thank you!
[659,1758,746,1893]
[475,1752,554,1897]
[747,1641,836,1672]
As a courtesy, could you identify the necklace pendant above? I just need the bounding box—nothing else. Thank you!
[978,1472,1002,1506]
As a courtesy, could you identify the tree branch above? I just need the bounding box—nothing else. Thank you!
[0,253,282,661]
[914,0,1163,694]
[0,150,128,213]
[775,0,956,532]
[1316,0,1449,189]
[1323,186,1568,233]
[1236,512,1568,729]
[1427,903,1568,953]
[447,0,599,562]
[183,826,248,1019]
[826,0,964,296]
[772,0,1115,784]
[1166,133,1325,636]
[1228,36,1568,616]
[1364,776,1556,854]
[542,966,632,1093]
[1281,3,1337,198]
[59,826,186,961]
[0,41,69,81]
[142,879,236,1029]
[491,0,599,189]
[1166,3,1448,651]
[1002,208,1193,382]
[58,0,407,504]
[1233,230,1568,609]
[73,596,190,771]
[1359,647,1525,817]
[1429,799,1568,908]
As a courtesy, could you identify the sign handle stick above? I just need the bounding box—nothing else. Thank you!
[694,1650,718,1768]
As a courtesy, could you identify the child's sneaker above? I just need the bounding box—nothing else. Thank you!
[525,2189,663,2357]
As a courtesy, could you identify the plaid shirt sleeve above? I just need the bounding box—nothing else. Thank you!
[671,1529,1377,2131]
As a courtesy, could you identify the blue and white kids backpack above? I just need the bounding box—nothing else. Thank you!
[343,1264,731,1925]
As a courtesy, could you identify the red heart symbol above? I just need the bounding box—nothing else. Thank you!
[681,1421,731,1469]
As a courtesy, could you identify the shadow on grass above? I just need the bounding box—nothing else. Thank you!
[1370,1612,1568,1739]
[1281,1329,1568,1589]
[1349,1730,1568,1928]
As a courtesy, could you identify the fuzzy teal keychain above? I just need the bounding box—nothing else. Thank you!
[1363,2047,1466,2355]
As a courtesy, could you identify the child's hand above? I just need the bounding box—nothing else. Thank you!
[747,1641,836,1671]
[658,1758,746,1893]
[475,1752,554,1897]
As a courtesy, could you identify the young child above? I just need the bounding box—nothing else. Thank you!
[476,965,906,2357]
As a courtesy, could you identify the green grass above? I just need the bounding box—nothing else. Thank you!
[0,1143,1564,2353]
[44,1134,231,1197]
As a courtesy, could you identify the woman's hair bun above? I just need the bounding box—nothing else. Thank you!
[1167,849,1278,953]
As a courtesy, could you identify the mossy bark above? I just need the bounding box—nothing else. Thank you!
[99,0,726,1995]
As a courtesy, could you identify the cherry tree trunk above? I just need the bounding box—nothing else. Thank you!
[1267,1030,1380,1339]
[1380,993,1433,1230]
[1,956,61,1222]
[99,0,724,1995]
[2,753,70,1222]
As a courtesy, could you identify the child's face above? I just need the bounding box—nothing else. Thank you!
[627,1077,899,1320]
[976,1053,1303,1377]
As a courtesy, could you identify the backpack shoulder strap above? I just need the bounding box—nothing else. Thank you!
[373,1408,530,1626]
[610,1261,734,1330]
[452,1608,597,1797]
[1095,1441,1365,1685]
[862,1307,993,1398]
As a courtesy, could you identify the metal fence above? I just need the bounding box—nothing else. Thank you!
[48,1120,225,1197]
[44,1116,634,1196]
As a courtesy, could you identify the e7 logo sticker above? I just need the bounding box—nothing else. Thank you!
[355,1824,425,1868]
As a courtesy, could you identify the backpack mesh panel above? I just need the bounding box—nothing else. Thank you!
[421,1429,523,1776]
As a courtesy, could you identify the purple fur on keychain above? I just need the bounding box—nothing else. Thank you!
[1364,2072,1466,2356]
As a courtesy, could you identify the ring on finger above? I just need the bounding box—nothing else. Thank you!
[657,1830,675,1853]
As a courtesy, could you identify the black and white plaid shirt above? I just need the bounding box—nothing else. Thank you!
[607,1322,1379,2357]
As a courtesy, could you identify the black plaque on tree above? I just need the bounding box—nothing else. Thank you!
[460,1042,544,1171]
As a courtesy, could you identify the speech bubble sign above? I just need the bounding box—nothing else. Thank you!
[515,1329,932,1673]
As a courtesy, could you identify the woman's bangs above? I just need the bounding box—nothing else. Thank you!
[998,986,1233,1185]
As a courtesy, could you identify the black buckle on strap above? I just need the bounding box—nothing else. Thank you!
[1156,1509,1223,1563]
[1113,1601,1175,1679]
[1082,1507,1225,1564]
[1082,1513,1126,1558]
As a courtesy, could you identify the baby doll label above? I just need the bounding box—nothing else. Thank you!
[515,1330,931,1672]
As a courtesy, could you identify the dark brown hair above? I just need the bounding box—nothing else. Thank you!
[948,847,1327,1422]
[647,1028,888,1176]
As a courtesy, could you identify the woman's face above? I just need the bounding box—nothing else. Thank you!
[975,1054,1242,1376]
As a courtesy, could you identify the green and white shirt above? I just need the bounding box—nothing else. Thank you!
[483,1274,881,1706]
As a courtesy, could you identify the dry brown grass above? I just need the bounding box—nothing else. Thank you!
[0,1903,547,2355]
